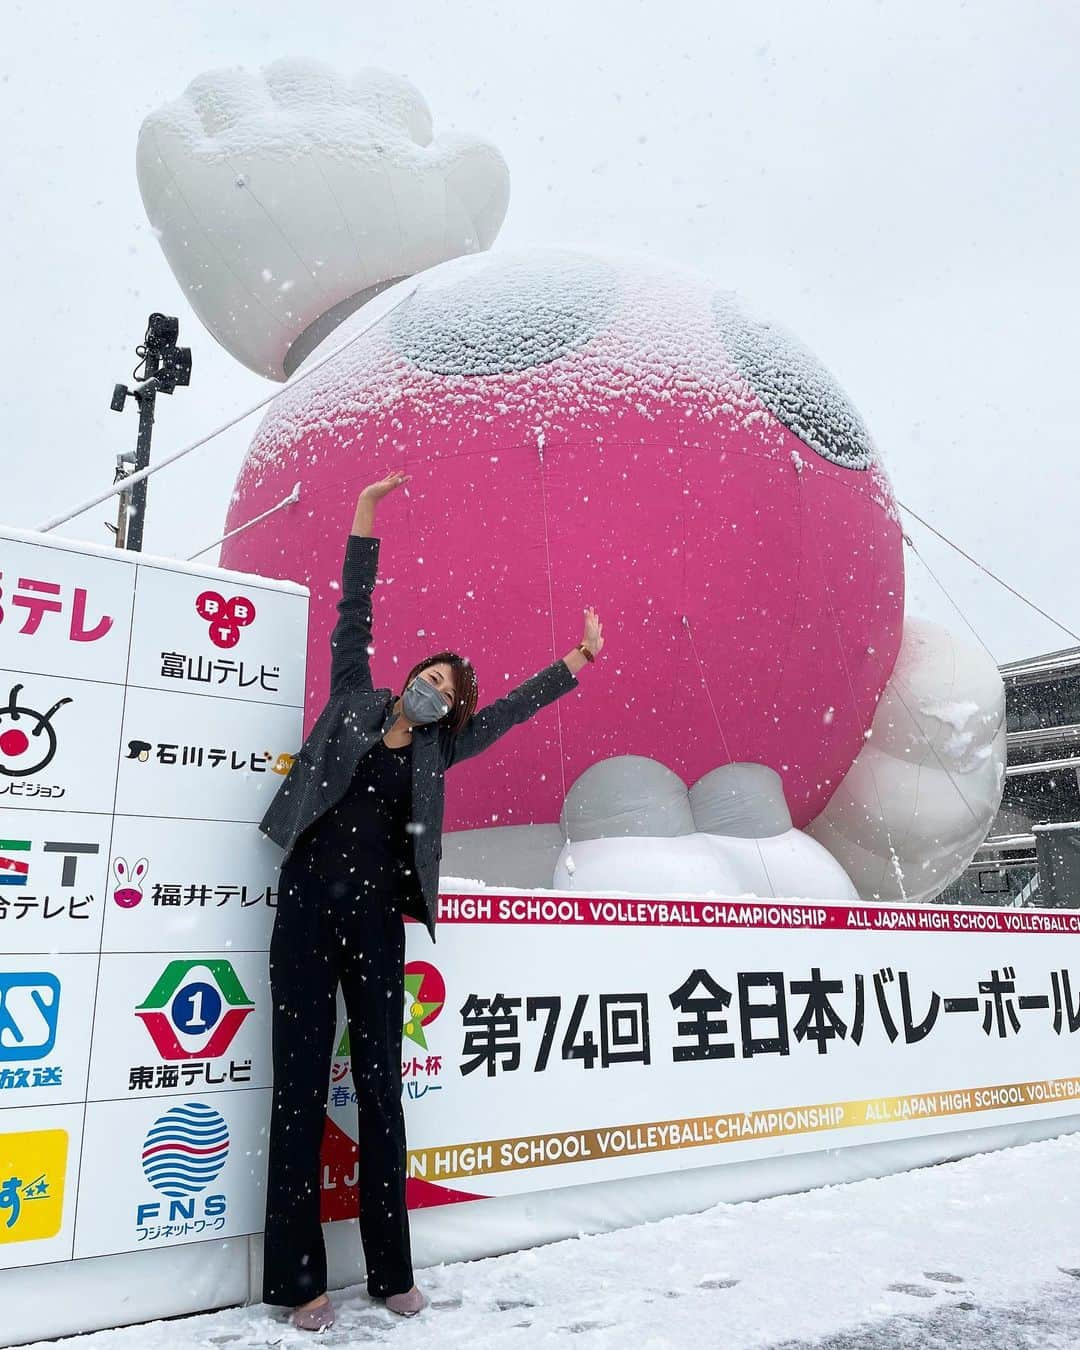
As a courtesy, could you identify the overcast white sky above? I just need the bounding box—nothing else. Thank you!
[3,0,1077,661]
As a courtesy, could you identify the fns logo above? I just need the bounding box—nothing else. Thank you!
[136,1101,229,1228]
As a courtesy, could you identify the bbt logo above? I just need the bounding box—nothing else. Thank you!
[195,592,256,650]
[0,685,73,777]
[0,973,61,1062]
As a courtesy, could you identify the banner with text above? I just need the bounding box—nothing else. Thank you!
[317,891,1080,1212]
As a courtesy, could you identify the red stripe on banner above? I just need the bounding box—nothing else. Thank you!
[430,893,1080,935]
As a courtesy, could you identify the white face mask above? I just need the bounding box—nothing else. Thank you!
[402,674,450,724]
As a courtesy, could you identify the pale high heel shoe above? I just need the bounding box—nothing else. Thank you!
[290,1294,335,1331]
[385,1284,427,1316]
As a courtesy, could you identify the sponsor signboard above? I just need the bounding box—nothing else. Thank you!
[0,526,306,1269]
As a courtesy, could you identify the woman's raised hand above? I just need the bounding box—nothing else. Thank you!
[351,470,410,537]
[360,469,411,502]
[582,606,604,657]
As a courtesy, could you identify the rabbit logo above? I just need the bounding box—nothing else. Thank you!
[113,856,149,909]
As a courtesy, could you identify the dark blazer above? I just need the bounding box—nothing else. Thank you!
[258,533,580,941]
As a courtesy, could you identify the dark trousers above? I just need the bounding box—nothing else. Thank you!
[262,857,414,1306]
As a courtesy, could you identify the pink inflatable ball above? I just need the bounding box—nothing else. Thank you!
[221,249,903,835]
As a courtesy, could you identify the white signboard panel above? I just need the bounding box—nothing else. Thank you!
[0,1102,85,1270]
[87,951,272,1103]
[102,815,281,954]
[0,955,97,1110]
[0,526,307,1272]
[0,809,112,954]
[126,564,307,708]
[73,1089,272,1260]
[0,536,134,685]
[0,671,127,815]
[114,687,301,824]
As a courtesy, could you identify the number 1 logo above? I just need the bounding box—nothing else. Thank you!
[135,960,254,1061]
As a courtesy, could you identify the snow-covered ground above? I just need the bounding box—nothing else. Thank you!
[19,1131,1080,1349]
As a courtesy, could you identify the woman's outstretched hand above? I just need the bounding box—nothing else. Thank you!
[562,605,605,676]
[351,469,411,536]
[581,605,604,658]
[361,470,411,502]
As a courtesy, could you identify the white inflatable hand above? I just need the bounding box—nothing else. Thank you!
[439,756,857,902]
[137,59,510,380]
[554,757,857,900]
[805,616,1006,902]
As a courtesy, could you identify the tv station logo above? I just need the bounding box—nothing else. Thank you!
[0,970,66,1096]
[0,837,102,926]
[0,684,73,780]
[0,1128,67,1245]
[195,591,256,650]
[135,1102,229,1243]
[124,738,293,776]
[0,972,61,1063]
[112,856,149,909]
[0,569,113,644]
[129,960,255,1094]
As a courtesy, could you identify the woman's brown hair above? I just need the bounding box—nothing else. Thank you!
[402,651,478,733]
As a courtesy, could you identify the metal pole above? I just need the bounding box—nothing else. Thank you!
[126,381,158,552]
[113,456,132,549]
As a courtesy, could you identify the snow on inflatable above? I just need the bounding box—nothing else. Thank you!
[138,58,1005,904]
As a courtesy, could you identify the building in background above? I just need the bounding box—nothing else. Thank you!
[942,646,1080,906]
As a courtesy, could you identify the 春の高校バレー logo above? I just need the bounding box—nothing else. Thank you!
[332,962,446,1108]
[404,961,445,1050]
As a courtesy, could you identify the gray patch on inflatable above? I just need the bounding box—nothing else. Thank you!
[712,292,875,470]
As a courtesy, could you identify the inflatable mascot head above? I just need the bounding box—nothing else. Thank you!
[138,58,1005,904]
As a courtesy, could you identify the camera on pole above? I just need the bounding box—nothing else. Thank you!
[108,313,192,551]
